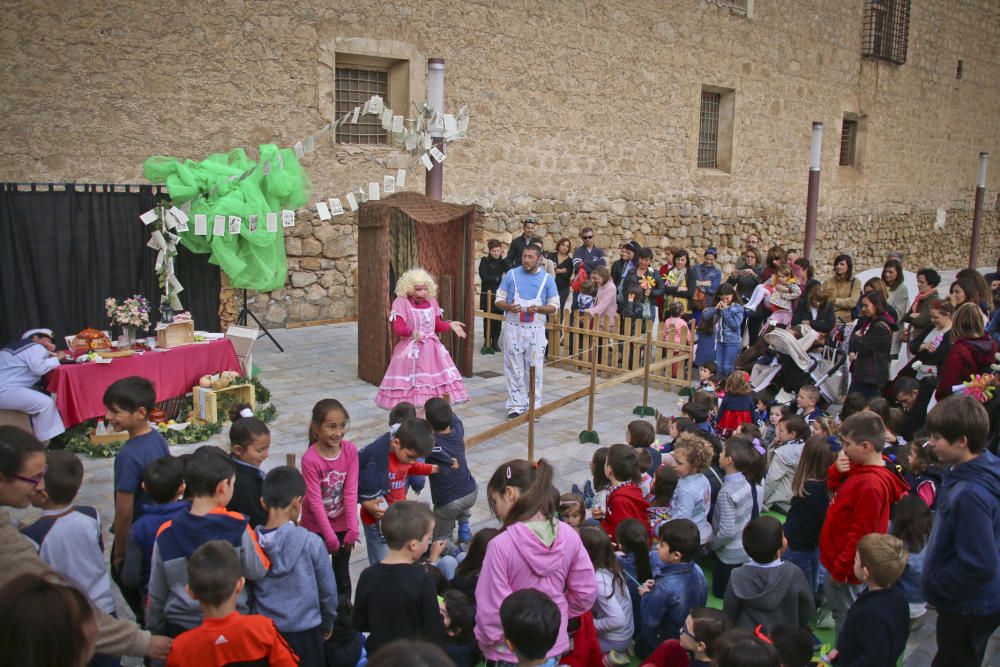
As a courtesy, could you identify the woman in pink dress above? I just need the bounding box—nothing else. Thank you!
[375,269,469,409]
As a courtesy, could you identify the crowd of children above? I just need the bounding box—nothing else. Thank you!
[2,368,998,667]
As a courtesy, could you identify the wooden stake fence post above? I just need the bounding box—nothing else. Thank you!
[579,345,600,444]
[633,325,655,415]
[483,290,494,354]
[527,365,536,462]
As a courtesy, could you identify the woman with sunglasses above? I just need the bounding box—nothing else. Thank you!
[0,426,172,662]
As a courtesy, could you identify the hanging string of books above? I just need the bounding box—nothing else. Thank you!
[139,95,470,291]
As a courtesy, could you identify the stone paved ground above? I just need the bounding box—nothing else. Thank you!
[19,280,1000,665]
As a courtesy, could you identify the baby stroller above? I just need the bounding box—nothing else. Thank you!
[747,324,848,404]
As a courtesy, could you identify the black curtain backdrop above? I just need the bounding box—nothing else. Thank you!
[0,184,220,344]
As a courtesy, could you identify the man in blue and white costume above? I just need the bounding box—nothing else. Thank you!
[495,245,560,419]
[0,328,66,442]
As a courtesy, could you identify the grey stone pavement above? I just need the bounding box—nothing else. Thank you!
[15,267,1000,664]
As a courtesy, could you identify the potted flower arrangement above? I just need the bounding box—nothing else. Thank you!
[105,295,150,348]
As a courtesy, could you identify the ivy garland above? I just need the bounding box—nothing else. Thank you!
[65,376,277,458]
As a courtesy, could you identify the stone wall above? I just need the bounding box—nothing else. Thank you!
[2,0,1000,328]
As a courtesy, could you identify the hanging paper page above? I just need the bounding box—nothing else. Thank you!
[346,192,358,211]
[420,153,434,171]
[396,168,407,188]
[194,214,208,236]
[316,201,332,220]
[383,175,395,195]
[430,146,447,163]
[293,141,305,159]
[369,95,383,115]
[228,216,242,234]
[282,210,296,228]
[368,182,380,201]
[213,215,226,236]
[248,214,258,233]
[329,198,344,216]
[140,209,159,225]
[266,212,278,233]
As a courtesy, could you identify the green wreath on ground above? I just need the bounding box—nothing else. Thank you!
[64,376,276,458]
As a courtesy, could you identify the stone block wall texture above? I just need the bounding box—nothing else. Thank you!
[2,0,999,327]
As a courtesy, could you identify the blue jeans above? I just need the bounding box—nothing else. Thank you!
[783,548,819,593]
[716,341,740,377]
[364,522,388,565]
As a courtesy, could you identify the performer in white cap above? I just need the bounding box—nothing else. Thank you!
[495,244,560,419]
[0,328,66,442]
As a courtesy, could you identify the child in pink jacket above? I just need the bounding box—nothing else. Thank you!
[475,458,598,663]
[299,399,359,599]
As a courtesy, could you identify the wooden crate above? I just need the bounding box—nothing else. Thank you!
[192,383,255,424]
[88,430,129,445]
[157,320,195,349]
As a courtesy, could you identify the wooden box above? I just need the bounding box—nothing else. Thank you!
[192,383,256,424]
[88,430,129,446]
[157,320,195,349]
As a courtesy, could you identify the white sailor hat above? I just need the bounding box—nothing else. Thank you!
[22,328,54,340]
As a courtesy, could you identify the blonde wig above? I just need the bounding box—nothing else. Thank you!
[395,268,438,298]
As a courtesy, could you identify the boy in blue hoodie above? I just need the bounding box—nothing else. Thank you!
[146,446,270,636]
[922,396,1000,667]
[254,466,338,666]
[637,518,708,658]
[122,456,189,613]
[423,397,476,548]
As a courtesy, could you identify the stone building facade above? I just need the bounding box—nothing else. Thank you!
[2,0,999,327]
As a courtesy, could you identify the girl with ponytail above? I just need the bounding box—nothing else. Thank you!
[474,458,598,664]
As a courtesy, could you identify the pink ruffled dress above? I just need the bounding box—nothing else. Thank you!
[374,296,469,409]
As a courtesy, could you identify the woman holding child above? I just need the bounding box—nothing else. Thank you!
[375,269,469,410]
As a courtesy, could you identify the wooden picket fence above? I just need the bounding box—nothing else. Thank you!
[476,291,695,391]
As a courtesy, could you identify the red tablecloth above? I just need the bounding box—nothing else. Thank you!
[47,338,242,427]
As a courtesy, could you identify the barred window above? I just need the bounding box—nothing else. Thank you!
[862,0,910,65]
[839,119,858,166]
[698,92,721,169]
[335,67,389,145]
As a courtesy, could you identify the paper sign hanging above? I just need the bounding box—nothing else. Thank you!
[281,210,296,228]
[329,198,344,216]
[140,209,159,225]
[248,214,258,233]
[316,201,332,220]
[368,182,380,201]
[303,135,316,153]
[213,215,226,236]
[443,114,458,134]
[293,141,305,159]
[194,214,208,236]
[169,206,189,225]
[404,132,417,151]
[350,107,360,124]
[174,215,189,233]
[262,160,271,175]
[266,212,278,232]
[369,95,383,115]
[162,211,177,230]
[422,134,433,150]
[228,216,242,234]
[361,99,371,116]
[429,146,447,163]
[396,168,407,188]
[149,230,167,251]
[420,153,434,171]
[346,192,358,211]
[383,175,395,195]
[391,115,404,133]
[380,108,393,130]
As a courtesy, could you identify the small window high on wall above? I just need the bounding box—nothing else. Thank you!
[862,0,911,65]
[335,67,390,145]
[697,86,735,172]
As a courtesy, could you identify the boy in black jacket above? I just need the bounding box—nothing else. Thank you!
[830,533,909,666]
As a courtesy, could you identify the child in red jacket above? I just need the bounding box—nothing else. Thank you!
[818,412,908,639]
[596,444,652,545]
